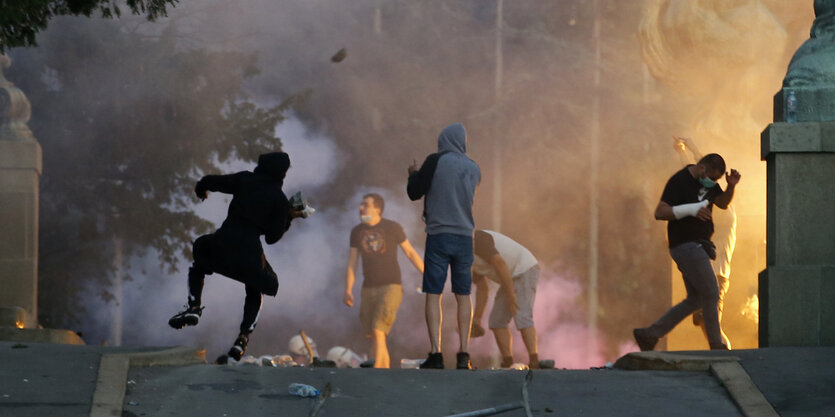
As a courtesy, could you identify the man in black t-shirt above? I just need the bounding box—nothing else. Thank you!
[634,153,741,351]
[345,193,424,368]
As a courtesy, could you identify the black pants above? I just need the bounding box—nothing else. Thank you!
[188,233,279,334]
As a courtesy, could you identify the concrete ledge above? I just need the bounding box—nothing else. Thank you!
[129,346,207,367]
[613,351,739,371]
[615,351,778,417]
[0,327,86,345]
[761,121,835,159]
[89,347,206,417]
[90,355,130,417]
[710,361,779,417]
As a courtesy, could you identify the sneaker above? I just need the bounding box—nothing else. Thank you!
[227,333,249,361]
[471,323,486,338]
[168,305,204,329]
[419,352,444,369]
[359,359,375,368]
[633,328,658,352]
[456,352,472,370]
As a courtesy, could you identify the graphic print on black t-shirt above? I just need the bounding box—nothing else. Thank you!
[660,165,725,248]
[350,219,407,287]
[359,229,386,254]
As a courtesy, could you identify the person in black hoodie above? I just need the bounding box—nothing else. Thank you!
[168,152,305,363]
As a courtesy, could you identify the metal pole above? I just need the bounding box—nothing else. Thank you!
[588,0,601,353]
[492,0,504,232]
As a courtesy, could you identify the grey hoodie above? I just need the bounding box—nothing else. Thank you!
[408,123,481,236]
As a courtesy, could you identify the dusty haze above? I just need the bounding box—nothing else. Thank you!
[10,0,816,367]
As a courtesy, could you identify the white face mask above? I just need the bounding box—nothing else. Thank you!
[360,215,373,224]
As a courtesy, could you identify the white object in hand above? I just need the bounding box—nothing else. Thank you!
[672,200,708,220]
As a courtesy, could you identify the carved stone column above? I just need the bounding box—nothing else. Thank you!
[760,0,835,346]
[0,55,41,329]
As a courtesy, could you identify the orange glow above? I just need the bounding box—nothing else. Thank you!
[15,321,24,329]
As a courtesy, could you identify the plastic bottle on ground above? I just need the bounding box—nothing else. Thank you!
[288,383,320,397]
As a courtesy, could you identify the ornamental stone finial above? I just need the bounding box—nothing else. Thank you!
[784,0,835,87]
[0,54,35,142]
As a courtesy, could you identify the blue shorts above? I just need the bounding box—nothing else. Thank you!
[422,233,474,295]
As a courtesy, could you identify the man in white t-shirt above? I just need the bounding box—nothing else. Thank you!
[471,230,540,369]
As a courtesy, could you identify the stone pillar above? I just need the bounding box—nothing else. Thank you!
[760,0,835,346]
[0,55,41,329]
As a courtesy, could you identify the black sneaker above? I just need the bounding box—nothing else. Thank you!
[633,328,658,352]
[168,305,204,329]
[456,352,472,370]
[419,352,444,369]
[227,333,249,361]
[359,359,375,368]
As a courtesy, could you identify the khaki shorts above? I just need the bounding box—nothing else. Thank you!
[360,284,403,336]
[489,266,539,330]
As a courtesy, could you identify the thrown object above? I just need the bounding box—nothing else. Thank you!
[331,48,347,63]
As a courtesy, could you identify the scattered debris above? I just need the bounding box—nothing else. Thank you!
[510,363,529,371]
[299,330,336,367]
[400,358,424,369]
[327,346,365,368]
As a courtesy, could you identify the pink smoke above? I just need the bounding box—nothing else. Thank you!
[470,267,638,369]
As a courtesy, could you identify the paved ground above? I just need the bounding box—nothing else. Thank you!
[0,341,833,417]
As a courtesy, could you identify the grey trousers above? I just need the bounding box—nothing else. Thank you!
[647,241,726,349]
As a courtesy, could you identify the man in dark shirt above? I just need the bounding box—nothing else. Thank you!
[345,193,424,368]
[634,153,740,351]
[167,152,306,364]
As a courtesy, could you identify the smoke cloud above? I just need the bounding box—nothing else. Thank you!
[22,0,818,367]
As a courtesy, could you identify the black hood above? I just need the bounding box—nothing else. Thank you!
[254,152,290,184]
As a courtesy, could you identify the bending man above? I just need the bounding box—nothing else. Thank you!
[471,229,540,369]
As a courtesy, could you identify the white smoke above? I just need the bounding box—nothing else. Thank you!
[82,115,429,358]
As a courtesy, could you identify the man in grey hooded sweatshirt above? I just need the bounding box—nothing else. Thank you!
[407,123,481,369]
